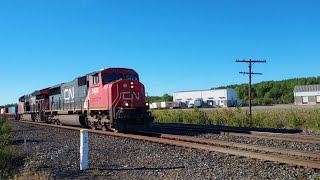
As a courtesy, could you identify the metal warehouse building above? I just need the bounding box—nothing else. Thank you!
[173,88,241,108]
[294,85,320,105]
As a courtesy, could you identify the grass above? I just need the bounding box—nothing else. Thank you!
[0,118,20,178]
[0,118,52,180]
[152,108,320,132]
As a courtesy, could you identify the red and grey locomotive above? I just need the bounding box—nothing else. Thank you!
[16,68,153,132]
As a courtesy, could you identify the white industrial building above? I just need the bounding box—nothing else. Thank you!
[294,85,320,105]
[173,88,241,108]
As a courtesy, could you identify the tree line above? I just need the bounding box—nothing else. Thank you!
[0,104,17,109]
[217,77,320,105]
[146,93,173,103]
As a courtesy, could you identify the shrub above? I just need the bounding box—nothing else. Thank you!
[0,118,20,178]
[0,133,12,147]
[0,146,20,178]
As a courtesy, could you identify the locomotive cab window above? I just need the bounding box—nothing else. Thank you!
[93,74,99,85]
[124,74,139,81]
[102,73,122,84]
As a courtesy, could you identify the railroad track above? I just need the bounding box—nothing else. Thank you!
[154,124,320,145]
[11,120,320,169]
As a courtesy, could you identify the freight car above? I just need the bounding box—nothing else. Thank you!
[5,68,153,132]
[0,106,18,120]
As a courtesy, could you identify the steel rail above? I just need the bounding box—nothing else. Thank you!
[249,132,320,141]
[13,121,320,169]
[158,133,320,159]
[155,124,320,145]
[226,132,320,145]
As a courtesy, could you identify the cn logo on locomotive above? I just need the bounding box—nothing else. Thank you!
[122,92,140,101]
[64,87,75,101]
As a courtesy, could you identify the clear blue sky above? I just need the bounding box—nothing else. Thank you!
[0,0,320,105]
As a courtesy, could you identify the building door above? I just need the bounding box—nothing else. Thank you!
[317,96,320,103]
[302,96,308,104]
[207,100,213,107]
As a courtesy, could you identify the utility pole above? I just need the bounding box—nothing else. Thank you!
[236,59,266,126]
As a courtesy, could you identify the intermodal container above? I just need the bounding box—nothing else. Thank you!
[150,102,161,109]
[8,107,13,113]
[9,106,18,114]
[1,108,8,114]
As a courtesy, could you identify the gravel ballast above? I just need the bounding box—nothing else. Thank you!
[198,133,320,153]
[153,127,320,153]
[9,121,320,179]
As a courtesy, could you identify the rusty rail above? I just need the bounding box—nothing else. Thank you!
[13,121,320,169]
[159,133,320,159]
[155,124,320,145]
[249,131,320,141]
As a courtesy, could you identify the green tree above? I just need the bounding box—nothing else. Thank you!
[216,76,320,105]
[161,93,173,102]
[147,93,173,103]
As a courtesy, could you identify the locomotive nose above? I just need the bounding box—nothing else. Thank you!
[113,79,145,108]
[121,81,135,90]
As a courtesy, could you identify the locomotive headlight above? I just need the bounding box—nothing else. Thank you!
[131,86,134,89]
[146,103,149,106]
[131,82,134,85]
[124,102,129,107]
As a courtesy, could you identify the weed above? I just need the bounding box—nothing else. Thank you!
[0,118,19,178]
[91,168,101,177]
[15,145,52,180]
[153,109,320,131]
[0,118,51,179]
[14,169,52,180]
[0,146,20,178]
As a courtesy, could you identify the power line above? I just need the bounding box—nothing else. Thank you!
[236,59,267,126]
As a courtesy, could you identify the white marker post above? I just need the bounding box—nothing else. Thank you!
[80,129,89,171]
